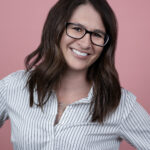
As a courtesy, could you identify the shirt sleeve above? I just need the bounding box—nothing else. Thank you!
[119,97,150,149]
[0,78,9,127]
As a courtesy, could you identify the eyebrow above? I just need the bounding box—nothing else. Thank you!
[72,22,106,34]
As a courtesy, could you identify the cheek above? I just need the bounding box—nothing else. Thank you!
[91,48,103,64]
[60,34,75,50]
[95,47,103,57]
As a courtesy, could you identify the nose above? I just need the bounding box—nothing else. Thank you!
[77,33,92,49]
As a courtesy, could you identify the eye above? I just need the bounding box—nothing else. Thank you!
[93,32,103,38]
[72,26,83,32]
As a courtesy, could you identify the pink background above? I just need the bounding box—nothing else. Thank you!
[0,0,150,149]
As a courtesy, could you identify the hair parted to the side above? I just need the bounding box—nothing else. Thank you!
[25,0,121,123]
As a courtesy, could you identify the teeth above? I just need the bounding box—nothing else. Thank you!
[72,49,88,56]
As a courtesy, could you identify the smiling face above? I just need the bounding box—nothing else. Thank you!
[60,3,106,73]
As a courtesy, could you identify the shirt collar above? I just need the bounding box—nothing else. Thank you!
[72,86,93,105]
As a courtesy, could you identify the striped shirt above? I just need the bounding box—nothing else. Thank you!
[0,70,150,150]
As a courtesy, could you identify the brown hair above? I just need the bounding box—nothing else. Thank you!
[25,0,121,123]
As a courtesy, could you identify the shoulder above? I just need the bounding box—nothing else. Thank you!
[2,70,26,80]
[120,88,136,104]
[118,88,137,119]
[120,88,136,105]
[0,70,30,89]
[105,88,137,123]
[0,70,29,104]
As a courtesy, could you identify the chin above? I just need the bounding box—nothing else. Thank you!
[67,65,88,72]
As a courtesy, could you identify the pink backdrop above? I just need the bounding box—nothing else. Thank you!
[0,0,150,149]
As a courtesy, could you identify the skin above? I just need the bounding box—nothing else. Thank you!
[57,3,106,104]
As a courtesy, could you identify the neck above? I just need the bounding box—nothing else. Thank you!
[55,68,92,104]
[58,69,91,90]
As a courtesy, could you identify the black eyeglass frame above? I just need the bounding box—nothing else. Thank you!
[65,22,109,47]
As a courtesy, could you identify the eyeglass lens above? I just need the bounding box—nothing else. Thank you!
[66,23,109,46]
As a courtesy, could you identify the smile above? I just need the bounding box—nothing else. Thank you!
[71,48,88,56]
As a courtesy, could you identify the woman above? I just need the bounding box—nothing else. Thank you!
[0,0,150,149]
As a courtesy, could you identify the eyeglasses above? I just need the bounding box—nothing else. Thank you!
[66,22,109,47]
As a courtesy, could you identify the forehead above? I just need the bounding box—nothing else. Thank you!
[69,3,105,32]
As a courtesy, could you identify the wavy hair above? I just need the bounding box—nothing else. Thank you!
[25,0,121,123]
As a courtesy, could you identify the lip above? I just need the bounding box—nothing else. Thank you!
[71,48,91,55]
[70,48,90,59]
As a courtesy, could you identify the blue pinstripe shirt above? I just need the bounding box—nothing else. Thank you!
[0,70,150,150]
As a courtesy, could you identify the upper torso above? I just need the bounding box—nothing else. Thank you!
[0,70,150,150]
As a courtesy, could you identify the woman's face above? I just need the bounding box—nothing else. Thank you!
[60,3,106,72]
